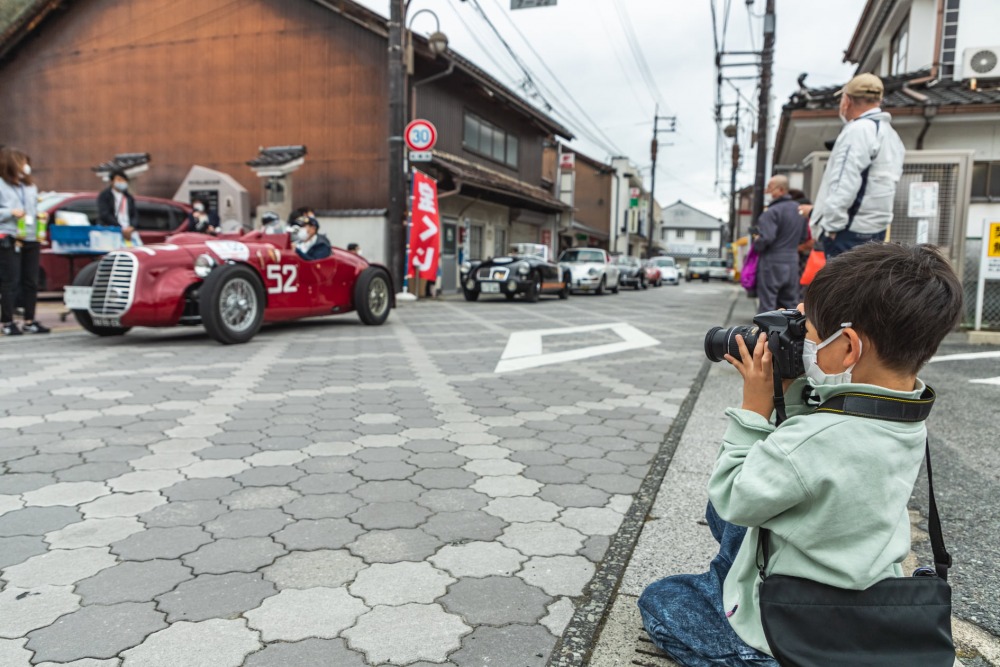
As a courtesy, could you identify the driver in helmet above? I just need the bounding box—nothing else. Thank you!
[261,211,291,234]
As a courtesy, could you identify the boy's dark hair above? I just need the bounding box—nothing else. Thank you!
[109,169,129,182]
[804,243,963,374]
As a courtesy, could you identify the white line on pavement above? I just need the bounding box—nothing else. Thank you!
[929,350,1000,363]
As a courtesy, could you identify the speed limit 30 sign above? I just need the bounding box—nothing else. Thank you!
[405,119,438,152]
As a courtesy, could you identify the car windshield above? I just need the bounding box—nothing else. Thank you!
[509,243,546,260]
[614,256,640,266]
[690,259,708,266]
[709,260,725,267]
[653,258,675,267]
[559,249,604,263]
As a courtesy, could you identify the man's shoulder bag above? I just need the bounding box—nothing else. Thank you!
[758,387,955,667]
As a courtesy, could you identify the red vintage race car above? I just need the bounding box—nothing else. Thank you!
[63,231,394,344]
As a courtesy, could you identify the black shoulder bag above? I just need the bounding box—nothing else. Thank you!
[757,386,955,667]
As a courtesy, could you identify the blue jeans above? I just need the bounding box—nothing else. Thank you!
[637,503,778,667]
[822,229,886,260]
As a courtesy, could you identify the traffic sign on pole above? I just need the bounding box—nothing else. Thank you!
[409,151,433,162]
[405,119,437,152]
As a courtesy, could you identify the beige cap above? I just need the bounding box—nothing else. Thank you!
[836,73,884,98]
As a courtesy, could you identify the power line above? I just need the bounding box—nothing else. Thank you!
[444,0,523,85]
[611,0,668,112]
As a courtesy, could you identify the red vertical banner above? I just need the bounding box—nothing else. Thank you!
[409,170,441,281]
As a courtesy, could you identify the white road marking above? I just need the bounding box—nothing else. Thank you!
[929,351,1000,363]
[494,322,659,373]
[970,377,1000,385]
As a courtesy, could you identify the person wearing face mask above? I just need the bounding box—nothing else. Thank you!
[799,73,904,260]
[97,169,139,244]
[637,243,963,666]
[752,175,809,314]
[0,147,50,335]
[187,197,220,235]
[294,217,331,260]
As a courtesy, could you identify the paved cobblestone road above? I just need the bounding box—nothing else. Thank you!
[0,282,737,666]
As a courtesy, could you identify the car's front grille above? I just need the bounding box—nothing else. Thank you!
[90,252,137,315]
[478,267,509,281]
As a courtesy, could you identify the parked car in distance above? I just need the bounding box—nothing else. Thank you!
[614,255,647,290]
[558,248,620,295]
[642,260,662,287]
[64,231,392,344]
[707,259,732,281]
[37,192,193,292]
[459,243,569,302]
[649,256,679,285]
[685,258,711,282]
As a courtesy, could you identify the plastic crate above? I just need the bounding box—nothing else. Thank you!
[50,225,123,254]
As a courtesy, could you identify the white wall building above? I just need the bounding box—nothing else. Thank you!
[773,0,1000,326]
[658,200,725,261]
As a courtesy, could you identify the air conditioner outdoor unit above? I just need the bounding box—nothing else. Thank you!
[962,47,1000,80]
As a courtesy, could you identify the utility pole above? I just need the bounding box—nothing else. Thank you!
[647,105,676,258]
[727,98,740,244]
[387,0,407,292]
[751,0,775,229]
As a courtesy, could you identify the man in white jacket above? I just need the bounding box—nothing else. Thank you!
[804,73,905,259]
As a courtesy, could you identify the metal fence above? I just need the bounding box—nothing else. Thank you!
[962,237,1000,329]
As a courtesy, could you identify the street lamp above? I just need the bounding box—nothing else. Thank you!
[388,3,450,296]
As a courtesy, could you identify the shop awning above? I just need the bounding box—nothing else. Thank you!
[569,220,609,240]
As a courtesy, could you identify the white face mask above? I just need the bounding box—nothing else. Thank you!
[22,164,31,176]
[295,227,311,243]
[193,203,205,212]
[802,322,861,386]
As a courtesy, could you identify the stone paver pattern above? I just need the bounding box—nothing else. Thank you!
[0,284,733,664]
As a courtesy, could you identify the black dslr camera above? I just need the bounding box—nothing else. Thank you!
[704,309,808,379]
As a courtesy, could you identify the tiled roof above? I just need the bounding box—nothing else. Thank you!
[784,69,1000,112]
[90,153,152,173]
[430,150,569,214]
[246,145,308,168]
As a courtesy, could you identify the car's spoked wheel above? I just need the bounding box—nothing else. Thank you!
[200,264,265,344]
[220,279,258,332]
[355,268,392,325]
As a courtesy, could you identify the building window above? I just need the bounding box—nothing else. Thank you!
[695,230,712,242]
[890,17,908,75]
[463,112,518,168]
[971,161,1000,201]
[494,227,507,257]
[675,229,686,239]
[469,225,484,260]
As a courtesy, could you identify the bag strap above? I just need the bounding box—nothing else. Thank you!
[759,386,951,581]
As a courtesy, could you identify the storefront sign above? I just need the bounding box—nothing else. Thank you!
[908,182,939,218]
[410,170,441,280]
[975,220,1000,330]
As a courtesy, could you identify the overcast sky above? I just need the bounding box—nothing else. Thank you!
[353,0,868,218]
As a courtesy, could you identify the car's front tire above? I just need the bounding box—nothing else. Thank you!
[355,267,392,326]
[558,272,570,300]
[70,262,131,337]
[595,276,606,296]
[463,287,479,302]
[200,264,266,344]
[525,272,541,303]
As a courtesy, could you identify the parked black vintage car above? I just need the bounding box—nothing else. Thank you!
[460,244,570,302]
[614,255,647,290]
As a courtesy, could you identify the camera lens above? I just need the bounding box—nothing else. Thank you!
[704,325,757,363]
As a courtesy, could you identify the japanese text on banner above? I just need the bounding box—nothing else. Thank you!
[410,170,441,281]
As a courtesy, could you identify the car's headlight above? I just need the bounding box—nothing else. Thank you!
[517,262,530,276]
[194,254,216,278]
[460,261,472,274]
[588,267,598,276]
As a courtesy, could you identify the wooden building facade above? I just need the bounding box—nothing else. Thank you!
[0,0,572,279]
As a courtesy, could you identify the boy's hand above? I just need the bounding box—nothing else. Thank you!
[724,334,776,420]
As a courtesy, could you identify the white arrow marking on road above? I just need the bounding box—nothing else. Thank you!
[419,214,438,242]
[494,322,659,373]
[929,351,1000,363]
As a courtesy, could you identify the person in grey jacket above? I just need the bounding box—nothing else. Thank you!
[0,146,49,335]
[753,175,809,313]
[802,73,905,259]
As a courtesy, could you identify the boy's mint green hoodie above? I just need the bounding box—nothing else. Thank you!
[708,378,929,656]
